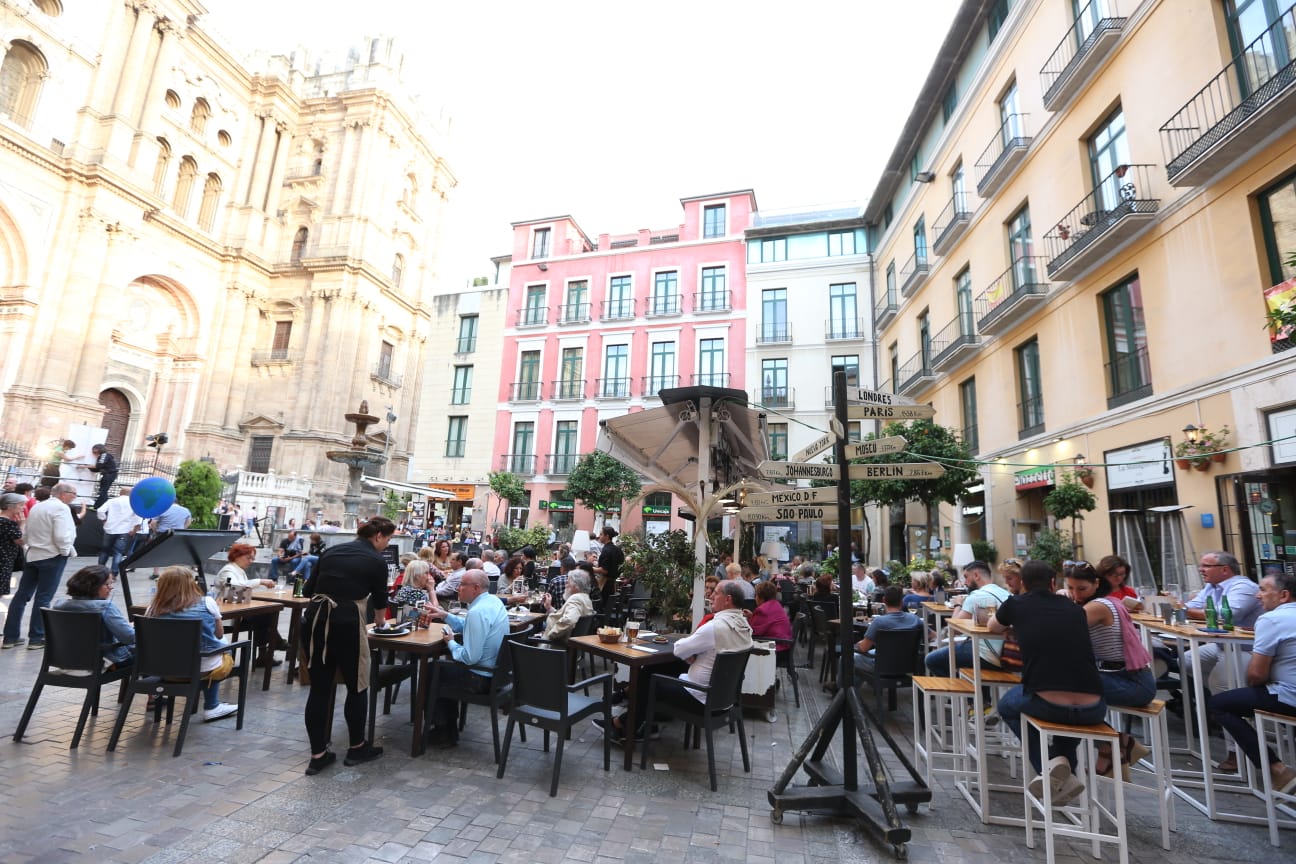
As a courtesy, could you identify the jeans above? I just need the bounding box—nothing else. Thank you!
[99,533,131,575]
[292,555,317,581]
[925,640,1001,699]
[3,555,69,642]
[1209,685,1296,770]
[1098,667,1157,708]
[430,663,491,734]
[999,686,1107,773]
[94,474,117,510]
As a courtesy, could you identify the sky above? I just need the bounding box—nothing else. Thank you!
[204,0,962,285]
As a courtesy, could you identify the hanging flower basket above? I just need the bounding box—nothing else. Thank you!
[1174,458,1191,470]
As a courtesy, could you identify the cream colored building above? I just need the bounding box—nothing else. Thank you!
[0,1,455,521]
[866,0,1296,579]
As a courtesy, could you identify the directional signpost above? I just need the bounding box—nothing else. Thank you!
[757,460,946,481]
[843,435,908,459]
[846,403,937,421]
[739,505,836,523]
[744,487,840,507]
[788,430,837,465]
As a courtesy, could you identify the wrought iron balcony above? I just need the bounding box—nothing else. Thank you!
[602,298,636,320]
[455,336,477,353]
[1104,346,1153,409]
[517,307,548,327]
[976,113,1032,198]
[756,323,792,344]
[930,314,982,374]
[370,365,403,388]
[1018,395,1045,439]
[1044,163,1159,281]
[693,290,731,313]
[692,372,730,387]
[932,192,973,255]
[874,288,899,330]
[1041,0,1126,111]
[546,453,579,476]
[974,256,1050,335]
[896,351,935,396]
[1160,3,1296,187]
[509,381,543,402]
[499,453,536,476]
[757,387,795,409]
[551,379,585,401]
[449,387,471,405]
[645,294,682,317]
[642,375,679,398]
[557,302,591,324]
[595,377,632,399]
[825,318,865,340]
[899,250,930,298]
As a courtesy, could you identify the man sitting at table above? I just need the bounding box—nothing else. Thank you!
[541,570,594,641]
[923,560,1010,680]
[595,580,752,742]
[422,569,508,748]
[269,530,304,583]
[1208,570,1296,794]
[854,586,923,676]
[435,551,470,599]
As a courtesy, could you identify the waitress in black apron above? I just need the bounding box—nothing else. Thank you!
[301,516,394,775]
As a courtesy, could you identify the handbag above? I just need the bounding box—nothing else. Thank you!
[1111,597,1152,671]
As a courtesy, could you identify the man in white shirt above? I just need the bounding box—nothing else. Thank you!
[3,482,77,649]
[98,485,143,576]
[436,551,469,598]
[852,562,876,597]
[480,548,501,579]
[923,560,1011,677]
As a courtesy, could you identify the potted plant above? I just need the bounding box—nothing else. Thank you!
[1073,465,1096,488]
[1173,425,1230,471]
[621,529,700,631]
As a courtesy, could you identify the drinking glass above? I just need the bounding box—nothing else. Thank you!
[449,600,465,617]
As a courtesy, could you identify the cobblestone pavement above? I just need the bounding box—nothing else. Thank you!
[0,563,1285,863]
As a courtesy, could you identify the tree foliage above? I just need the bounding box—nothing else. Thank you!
[174,460,222,529]
[621,530,699,627]
[565,451,641,513]
[1045,471,1098,550]
[844,420,978,508]
[488,471,526,522]
[493,521,551,555]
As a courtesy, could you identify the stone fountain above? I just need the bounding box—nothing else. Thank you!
[326,400,387,529]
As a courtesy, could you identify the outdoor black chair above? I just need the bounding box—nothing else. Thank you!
[107,617,251,757]
[639,649,752,791]
[527,613,597,682]
[856,626,924,716]
[809,603,841,685]
[13,609,131,749]
[367,651,418,743]
[771,629,801,708]
[430,631,529,763]
[497,641,613,796]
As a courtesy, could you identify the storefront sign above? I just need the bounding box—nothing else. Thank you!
[1013,466,1055,491]
[642,504,671,515]
[547,500,575,512]
[1267,406,1296,465]
[429,483,476,501]
[962,505,984,517]
[1105,439,1173,490]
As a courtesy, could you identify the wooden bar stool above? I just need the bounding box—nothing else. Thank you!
[912,675,975,788]
[960,667,1022,769]
[1021,714,1127,864]
[1107,700,1174,850]
[1257,709,1296,847]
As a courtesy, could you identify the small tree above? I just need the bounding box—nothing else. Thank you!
[1028,528,1075,571]
[621,530,699,629]
[488,471,526,523]
[565,451,641,528]
[1044,471,1097,554]
[381,488,409,521]
[174,460,222,528]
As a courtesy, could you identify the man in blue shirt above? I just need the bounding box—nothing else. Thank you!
[153,501,192,533]
[854,586,923,676]
[424,569,508,748]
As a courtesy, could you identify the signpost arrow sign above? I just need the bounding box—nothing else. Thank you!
[745,487,841,507]
[757,461,840,480]
[739,505,838,522]
[845,403,937,421]
[843,435,908,460]
[788,431,837,465]
[845,462,946,480]
[846,387,926,406]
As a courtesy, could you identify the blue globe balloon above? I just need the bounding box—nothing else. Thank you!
[131,477,176,519]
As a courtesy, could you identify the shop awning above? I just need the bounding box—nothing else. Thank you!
[362,476,458,499]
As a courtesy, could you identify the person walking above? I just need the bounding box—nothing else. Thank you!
[3,483,78,650]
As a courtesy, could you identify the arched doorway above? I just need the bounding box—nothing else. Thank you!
[98,389,130,455]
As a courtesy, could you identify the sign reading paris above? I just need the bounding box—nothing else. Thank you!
[846,403,937,421]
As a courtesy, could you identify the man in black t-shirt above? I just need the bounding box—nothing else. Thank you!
[991,560,1105,807]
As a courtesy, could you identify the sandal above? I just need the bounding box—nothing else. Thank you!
[1095,743,1114,778]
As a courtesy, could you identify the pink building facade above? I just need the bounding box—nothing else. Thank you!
[493,191,757,539]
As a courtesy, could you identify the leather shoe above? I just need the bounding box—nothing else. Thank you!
[255,655,282,669]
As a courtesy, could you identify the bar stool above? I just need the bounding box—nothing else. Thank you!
[1021,714,1127,864]
[960,667,1022,770]
[912,675,975,788]
[1107,700,1174,850]
[1257,709,1296,847]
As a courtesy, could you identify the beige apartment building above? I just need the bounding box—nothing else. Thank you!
[0,1,455,521]
[867,0,1296,580]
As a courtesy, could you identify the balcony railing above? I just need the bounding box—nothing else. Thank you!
[645,294,683,317]
[1018,395,1045,439]
[371,365,403,388]
[897,351,934,395]
[962,424,979,455]
[596,377,632,399]
[757,387,795,409]
[551,379,585,401]
[899,250,930,297]
[546,453,579,476]
[642,375,679,397]
[1041,0,1126,111]
[557,302,591,324]
[500,454,536,476]
[974,256,1050,335]
[976,113,1032,198]
[931,192,973,255]
[825,318,865,340]
[1160,3,1296,186]
[1044,163,1159,281]
[930,314,982,373]
[874,288,899,329]
[455,336,476,353]
[251,349,298,365]
[1104,346,1153,409]
[692,372,731,387]
[450,387,471,405]
[693,290,732,313]
[602,298,636,320]
[509,381,543,402]
[517,307,548,327]
[757,323,792,344]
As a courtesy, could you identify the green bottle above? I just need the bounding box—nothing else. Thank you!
[293,577,304,598]
[1205,595,1217,630]
[1220,595,1233,631]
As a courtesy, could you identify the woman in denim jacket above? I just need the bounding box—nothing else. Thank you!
[56,565,134,667]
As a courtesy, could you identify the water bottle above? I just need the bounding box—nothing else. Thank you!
[1205,595,1217,630]
[1220,595,1233,631]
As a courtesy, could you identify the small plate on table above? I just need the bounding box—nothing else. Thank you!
[369,625,412,638]
[1196,626,1229,634]
[635,632,658,641]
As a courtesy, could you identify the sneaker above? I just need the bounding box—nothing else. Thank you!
[203,702,238,722]
[305,751,336,776]
[26,640,45,650]
[1053,773,1086,807]
[1272,764,1296,796]
[1028,755,1072,800]
[343,743,384,766]
[2,639,25,649]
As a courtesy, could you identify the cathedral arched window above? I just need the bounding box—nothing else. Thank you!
[291,227,308,264]
[392,253,404,289]
[173,156,198,216]
[198,173,222,231]
[0,41,48,129]
[190,98,210,135]
[33,0,63,15]
[153,138,171,195]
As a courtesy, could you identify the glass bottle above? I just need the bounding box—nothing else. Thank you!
[1220,595,1233,631]
[1205,595,1217,630]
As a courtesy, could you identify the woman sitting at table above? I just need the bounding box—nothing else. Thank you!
[147,566,238,722]
[56,564,134,668]
[1096,554,1143,612]
[748,580,793,652]
[392,560,437,620]
[215,543,285,664]
[810,573,836,599]
[1065,561,1155,777]
[428,539,453,576]
[902,571,935,611]
[497,555,528,602]
[541,570,594,640]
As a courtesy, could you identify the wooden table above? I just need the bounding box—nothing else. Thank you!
[921,601,957,655]
[569,633,686,770]
[130,597,281,690]
[365,624,452,757]
[252,590,311,684]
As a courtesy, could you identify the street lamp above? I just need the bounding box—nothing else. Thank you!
[1182,424,1200,444]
